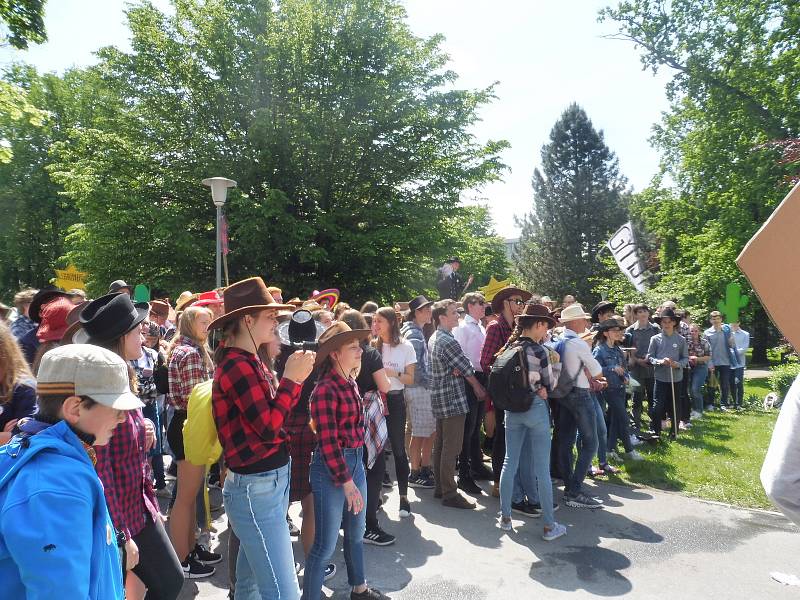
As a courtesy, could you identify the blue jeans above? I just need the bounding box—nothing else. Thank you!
[604,387,632,454]
[303,447,367,599]
[730,367,745,408]
[577,392,607,465]
[142,400,165,487]
[501,397,555,526]
[223,462,300,600]
[690,364,709,412]
[557,388,597,496]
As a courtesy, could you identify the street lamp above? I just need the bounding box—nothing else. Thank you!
[202,177,237,289]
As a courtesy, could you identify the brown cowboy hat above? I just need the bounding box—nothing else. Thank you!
[314,321,371,367]
[149,299,170,318]
[515,302,557,328]
[208,277,293,330]
[490,286,532,314]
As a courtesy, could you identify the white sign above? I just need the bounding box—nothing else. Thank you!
[606,222,648,292]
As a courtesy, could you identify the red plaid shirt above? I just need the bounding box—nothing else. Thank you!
[310,370,365,486]
[168,336,211,409]
[94,408,159,540]
[480,316,513,411]
[213,347,300,471]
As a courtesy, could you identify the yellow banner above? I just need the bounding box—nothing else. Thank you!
[55,265,88,290]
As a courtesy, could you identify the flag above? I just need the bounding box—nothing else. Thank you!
[221,211,229,256]
[606,221,647,292]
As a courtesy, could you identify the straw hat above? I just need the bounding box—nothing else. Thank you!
[558,303,592,323]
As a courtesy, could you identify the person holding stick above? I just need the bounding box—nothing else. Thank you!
[646,308,689,439]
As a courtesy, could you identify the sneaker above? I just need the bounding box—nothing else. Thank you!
[600,463,621,475]
[457,477,483,495]
[588,465,605,478]
[155,484,172,498]
[512,501,541,518]
[399,497,412,518]
[719,405,729,412]
[382,472,392,489]
[324,563,336,582]
[629,434,643,447]
[442,493,475,509]
[287,514,300,536]
[542,522,567,542]
[564,492,603,509]
[498,515,513,531]
[193,544,222,565]
[528,501,559,513]
[182,553,216,579]
[690,410,702,420]
[350,587,390,600]
[408,471,434,489]
[625,450,644,461]
[363,526,396,546]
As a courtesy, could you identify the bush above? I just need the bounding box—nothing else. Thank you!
[768,363,800,398]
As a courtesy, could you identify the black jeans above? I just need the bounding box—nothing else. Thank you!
[131,516,184,600]
[652,380,680,436]
[385,391,410,496]
[716,365,731,407]
[459,375,485,478]
[365,449,386,530]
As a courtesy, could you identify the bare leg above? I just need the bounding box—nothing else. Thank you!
[168,460,205,561]
[125,571,146,600]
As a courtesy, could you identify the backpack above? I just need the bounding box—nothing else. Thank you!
[488,341,534,412]
[548,337,584,399]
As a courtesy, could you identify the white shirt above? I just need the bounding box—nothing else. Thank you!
[561,329,602,389]
[381,340,417,391]
[453,314,486,372]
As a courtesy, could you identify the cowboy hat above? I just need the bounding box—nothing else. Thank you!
[311,288,340,310]
[149,299,170,318]
[596,318,625,332]
[654,307,682,326]
[74,293,149,344]
[314,321,371,367]
[108,279,132,294]
[194,290,224,308]
[515,302,557,328]
[490,286,532,314]
[208,277,293,330]
[591,300,617,323]
[277,309,325,347]
[559,303,593,323]
[408,295,434,313]
[61,300,90,344]
[175,293,200,313]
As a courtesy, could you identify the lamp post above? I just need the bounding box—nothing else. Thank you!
[202,177,237,289]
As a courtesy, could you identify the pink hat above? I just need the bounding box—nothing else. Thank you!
[37,296,74,342]
[194,290,224,307]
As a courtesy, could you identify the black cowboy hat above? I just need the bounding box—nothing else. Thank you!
[654,307,682,326]
[74,292,149,344]
[591,300,617,323]
[277,309,325,347]
[515,302,557,328]
[596,318,625,332]
[408,295,434,313]
[109,279,133,294]
[29,286,71,323]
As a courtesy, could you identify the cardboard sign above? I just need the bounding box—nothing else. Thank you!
[54,265,88,290]
[478,276,512,301]
[737,181,800,349]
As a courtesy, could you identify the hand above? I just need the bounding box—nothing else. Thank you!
[3,419,18,433]
[452,368,462,377]
[143,418,156,452]
[125,537,140,570]
[343,480,364,514]
[536,387,548,399]
[473,383,488,403]
[613,366,625,376]
[385,368,398,378]
[283,350,316,384]
[467,274,474,286]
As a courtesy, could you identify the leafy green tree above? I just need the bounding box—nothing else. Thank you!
[601,0,799,361]
[1,0,47,49]
[48,0,507,302]
[515,103,628,303]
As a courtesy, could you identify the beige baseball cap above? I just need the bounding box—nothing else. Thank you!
[36,344,144,410]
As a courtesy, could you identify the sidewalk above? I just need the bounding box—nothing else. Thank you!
[181,477,799,599]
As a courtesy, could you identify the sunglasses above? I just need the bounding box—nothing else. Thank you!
[507,299,525,306]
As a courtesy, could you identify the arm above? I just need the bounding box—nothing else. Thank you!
[647,336,662,366]
[94,421,129,539]
[761,375,800,526]
[677,338,690,369]
[579,341,603,378]
[3,491,96,598]
[480,323,503,373]
[593,345,617,378]
[310,382,350,486]
[372,368,392,395]
[396,363,415,386]
[232,359,300,442]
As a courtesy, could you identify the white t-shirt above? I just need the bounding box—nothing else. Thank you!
[381,340,417,391]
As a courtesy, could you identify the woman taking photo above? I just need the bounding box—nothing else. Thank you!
[166,305,220,579]
[0,321,37,445]
[371,306,415,518]
[302,321,389,600]
[211,278,314,600]
[77,292,184,599]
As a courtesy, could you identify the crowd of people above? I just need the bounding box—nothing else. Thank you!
[0,266,751,599]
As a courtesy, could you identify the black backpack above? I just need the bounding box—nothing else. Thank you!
[488,341,534,412]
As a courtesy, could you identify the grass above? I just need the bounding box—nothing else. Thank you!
[608,377,778,510]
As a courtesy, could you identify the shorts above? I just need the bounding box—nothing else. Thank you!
[286,411,317,502]
[404,386,435,438]
[166,410,187,462]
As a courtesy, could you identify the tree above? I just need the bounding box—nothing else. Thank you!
[47,0,507,302]
[601,0,800,362]
[1,0,47,49]
[514,103,628,302]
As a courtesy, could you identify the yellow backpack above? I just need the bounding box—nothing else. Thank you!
[182,380,222,466]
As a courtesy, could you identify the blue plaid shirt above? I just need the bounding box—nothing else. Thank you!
[428,327,474,419]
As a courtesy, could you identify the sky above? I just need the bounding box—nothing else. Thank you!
[1,0,674,238]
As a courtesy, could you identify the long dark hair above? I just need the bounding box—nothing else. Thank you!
[371,306,401,352]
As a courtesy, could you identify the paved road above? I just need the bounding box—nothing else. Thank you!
[179,478,799,599]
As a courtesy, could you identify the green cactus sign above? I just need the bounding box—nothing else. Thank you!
[717,282,749,323]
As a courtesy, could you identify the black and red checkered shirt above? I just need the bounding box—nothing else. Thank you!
[310,370,365,486]
[212,347,300,472]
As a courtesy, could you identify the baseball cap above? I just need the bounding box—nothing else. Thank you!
[36,344,144,410]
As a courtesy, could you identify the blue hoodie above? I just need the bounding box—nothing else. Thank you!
[0,420,124,599]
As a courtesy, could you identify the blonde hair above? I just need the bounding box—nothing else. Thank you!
[168,305,213,371]
[0,321,34,401]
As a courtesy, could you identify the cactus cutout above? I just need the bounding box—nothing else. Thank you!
[717,282,749,323]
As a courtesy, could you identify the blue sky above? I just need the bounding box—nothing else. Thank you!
[1,0,673,238]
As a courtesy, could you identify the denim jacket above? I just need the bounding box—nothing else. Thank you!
[592,342,628,389]
[401,321,431,389]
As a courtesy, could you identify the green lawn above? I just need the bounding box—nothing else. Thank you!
[608,378,778,510]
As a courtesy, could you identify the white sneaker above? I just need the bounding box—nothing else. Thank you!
[629,434,643,447]
[690,410,702,420]
[542,522,567,541]
[625,450,644,461]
